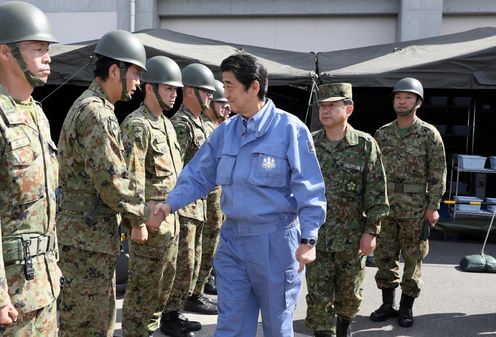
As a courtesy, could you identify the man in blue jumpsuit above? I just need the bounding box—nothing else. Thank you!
[152,53,326,337]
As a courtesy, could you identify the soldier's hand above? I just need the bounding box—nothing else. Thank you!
[130,225,148,244]
[0,303,18,325]
[295,244,316,273]
[360,233,376,256]
[425,209,439,227]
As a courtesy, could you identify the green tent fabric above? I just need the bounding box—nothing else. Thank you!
[318,27,496,89]
[48,28,317,87]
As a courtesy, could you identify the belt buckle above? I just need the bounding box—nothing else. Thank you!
[394,183,403,193]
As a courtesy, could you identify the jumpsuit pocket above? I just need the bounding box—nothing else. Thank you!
[216,153,236,186]
[284,268,302,308]
[248,144,289,187]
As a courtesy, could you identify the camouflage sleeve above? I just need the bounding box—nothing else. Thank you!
[0,223,11,307]
[173,120,192,162]
[78,106,149,227]
[120,119,150,228]
[426,130,447,210]
[363,138,389,235]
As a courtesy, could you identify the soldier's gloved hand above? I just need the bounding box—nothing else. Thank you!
[131,225,148,244]
[0,303,18,325]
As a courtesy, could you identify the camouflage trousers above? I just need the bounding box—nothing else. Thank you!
[305,249,366,332]
[3,301,56,337]
[164,217,204,312]
[193,188,222,296]
[57,245,116,337]
[122,231,179,337]
[374,217,429,297]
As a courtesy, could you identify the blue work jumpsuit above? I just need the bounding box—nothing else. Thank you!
[167,99,326,337]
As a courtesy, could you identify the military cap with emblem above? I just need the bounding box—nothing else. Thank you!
[317,83,353,103]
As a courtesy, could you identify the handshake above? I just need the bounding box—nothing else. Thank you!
[130,201,172,244]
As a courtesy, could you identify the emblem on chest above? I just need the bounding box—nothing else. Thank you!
[262,156,276,170]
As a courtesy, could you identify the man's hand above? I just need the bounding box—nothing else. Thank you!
[0,303,18,325]
[145,200,164,231]
[360,233,376,256]
[153,202,172,221]
[295,244,316,273]
[425,208,439,227]
[130,225,148,244]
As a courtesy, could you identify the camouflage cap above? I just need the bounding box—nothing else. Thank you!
[318,83,352,102]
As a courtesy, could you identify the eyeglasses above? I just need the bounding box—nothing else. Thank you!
[199,88,214,96]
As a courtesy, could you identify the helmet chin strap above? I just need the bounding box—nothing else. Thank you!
[119,62,131,102]
[396,100,421,117]
[193,88,207,113]
[152,84,172,111]
[9,43,46,88]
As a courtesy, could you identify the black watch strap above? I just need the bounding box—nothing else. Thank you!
[300,238,317,247]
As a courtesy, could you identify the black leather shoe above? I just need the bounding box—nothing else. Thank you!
[204,275,217,295]
[185,294,218,315]
[160,311,200,336]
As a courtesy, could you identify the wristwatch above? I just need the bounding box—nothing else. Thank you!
[300,238,317,247]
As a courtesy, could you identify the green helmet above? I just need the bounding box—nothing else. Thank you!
[182,63,216,91]
[212,80,227,102]
[392,77,424,101]
[141,56,183,87]
[95,30,146,70]
[0,1,57,44]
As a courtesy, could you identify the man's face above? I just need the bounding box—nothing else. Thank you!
[125,64,143,97]
[214,101,231,120]
[18,41,51,83]
[158,83,178,108]
[318,100,350,128]
[222,71,253,116]
[198,87,213,107]
[393,92,419,115]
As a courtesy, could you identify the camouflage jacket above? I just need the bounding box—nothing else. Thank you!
[170,106,208,222]
[0,86,61,313]
[120,104,183,257]
[375,117,447,219]
[57,81,149,255]
[313,125,389,252]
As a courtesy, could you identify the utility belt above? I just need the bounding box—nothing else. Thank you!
[2,232,57,280]
[387,182,427,194]
[59,192,117,224]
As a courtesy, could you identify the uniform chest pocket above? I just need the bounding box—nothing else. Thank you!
[216,154,236,186]
[5,136,44,206]
[151,139,173,177]
[337,163,364,197]
[405,147,427,177]
[248,144,289,188]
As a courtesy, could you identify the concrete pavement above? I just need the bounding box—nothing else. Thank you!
[115,235,496,337]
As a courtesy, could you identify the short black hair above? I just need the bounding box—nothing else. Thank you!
[93,55,131,80]
[220,53,268,101]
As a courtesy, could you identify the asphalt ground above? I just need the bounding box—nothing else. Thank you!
[114,232,496,337]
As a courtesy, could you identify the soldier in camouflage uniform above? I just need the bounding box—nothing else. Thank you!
[159,63,217,336]
[305,83,389,337]
[57,30,160,337]
[193,80,229,297]
[370,78,446,328]
[120,56,188,337]
[0,2,61,336]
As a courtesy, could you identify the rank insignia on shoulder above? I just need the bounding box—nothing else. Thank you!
[306,140,315,153]
[262,156,276,170]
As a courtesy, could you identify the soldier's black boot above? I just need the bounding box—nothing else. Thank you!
[336,316,352,337]
[159,311,199,337]
[398,293,415,328]
[314,330,336,337]
[370,288,399,322]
